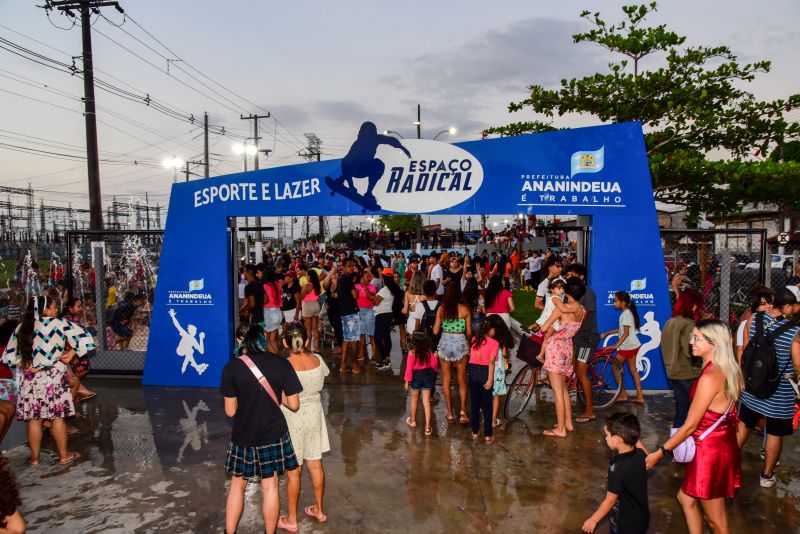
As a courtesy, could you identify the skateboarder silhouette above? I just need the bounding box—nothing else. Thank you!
[332,121,411,208]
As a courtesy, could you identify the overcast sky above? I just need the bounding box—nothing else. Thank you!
[1,0,798,234]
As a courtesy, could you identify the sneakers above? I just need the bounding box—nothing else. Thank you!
[376,362,392,371]
[760,473,776,488]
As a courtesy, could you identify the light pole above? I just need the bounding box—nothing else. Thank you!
[384,105,458,246]
[162,156,184,183]
[467,216,472,233]
[433,127,457,141]
[232,142,258,171]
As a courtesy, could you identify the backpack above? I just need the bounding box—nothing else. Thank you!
[420,300,440,342]
[741,312,795,399]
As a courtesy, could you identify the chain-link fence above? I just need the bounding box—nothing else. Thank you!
[661,229,771,325]
[67,230,163,374]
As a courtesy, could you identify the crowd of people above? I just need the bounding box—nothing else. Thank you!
[228,243,800,534]
[1,240,799,533]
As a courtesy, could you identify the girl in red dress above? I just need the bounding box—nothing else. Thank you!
[646,319,742,534]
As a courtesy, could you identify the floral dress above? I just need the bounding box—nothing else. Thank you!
[543,321,582,377]
[1,317,95,420]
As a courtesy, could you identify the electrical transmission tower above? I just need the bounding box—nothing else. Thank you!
[299,133,326,243]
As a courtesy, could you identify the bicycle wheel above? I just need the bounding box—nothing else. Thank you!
[576,355,623,410]
[504,364,536,420]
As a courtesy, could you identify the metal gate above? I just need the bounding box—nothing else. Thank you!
[66,230,163,374]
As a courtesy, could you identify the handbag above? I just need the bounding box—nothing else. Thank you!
[670,400,733,463]
[239,355,280,407]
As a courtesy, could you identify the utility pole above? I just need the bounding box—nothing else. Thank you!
[415,104,422,244]
[241,113,270,243]
[184,160,204,182]
[204,112,210,178]
[42,0,124,231]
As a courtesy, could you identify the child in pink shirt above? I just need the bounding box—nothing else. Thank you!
[404,332,439,436]
[469,317,500,443]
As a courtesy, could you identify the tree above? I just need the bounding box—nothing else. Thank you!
[378,215,417,232]
[485,2,800,221]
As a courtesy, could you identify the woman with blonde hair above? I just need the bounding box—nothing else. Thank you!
[646,319,742,534]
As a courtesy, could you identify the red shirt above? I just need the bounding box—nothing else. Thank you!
[486,289,513,313]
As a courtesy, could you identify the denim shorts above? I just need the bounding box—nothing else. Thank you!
[410,368,436,391]
[359,308,375,336]
[437,332,468,362]
[263,308,282,333]
[342,313,361,342]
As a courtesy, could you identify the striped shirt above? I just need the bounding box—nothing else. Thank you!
[740,314,799,420]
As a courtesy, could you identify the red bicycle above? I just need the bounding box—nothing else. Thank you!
[504,330,624,421]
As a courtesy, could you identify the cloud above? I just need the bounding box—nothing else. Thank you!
[398,17,609,102]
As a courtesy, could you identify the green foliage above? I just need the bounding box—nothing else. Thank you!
[378,215,417,232]
[769,140,800,163]
[485,2,800,219]
[331,231,348,244]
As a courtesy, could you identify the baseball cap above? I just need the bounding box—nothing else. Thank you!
[382,267,394,276]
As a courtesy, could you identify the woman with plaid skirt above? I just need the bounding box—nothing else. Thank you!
[220,325,303,534]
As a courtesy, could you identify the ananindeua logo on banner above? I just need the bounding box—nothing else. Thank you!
[325,121,483,213]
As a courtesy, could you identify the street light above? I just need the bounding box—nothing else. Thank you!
[232,142,258,171]
[433,127,457,141]
[383,130,404,138]
[162,156,184,183]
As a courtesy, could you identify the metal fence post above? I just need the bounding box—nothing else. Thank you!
[92,240,106,351]
[720,250,730,324]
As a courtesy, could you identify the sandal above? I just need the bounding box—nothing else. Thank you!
[424,428,432,436]
[59,452,81,465]
[27,459,40,468]
[459,412,469,425]
[485,436,494,444]
[406,417,417,428]
[79,391,97,401]
[445,411,455,422]
[277,516,298,533]
[304,505,327,523]
[339,366,350,373]
[351,365,362,374]
[492,418,502,428]
[575,416,596,424]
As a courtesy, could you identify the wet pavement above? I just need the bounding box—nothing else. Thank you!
[4,346,800,533]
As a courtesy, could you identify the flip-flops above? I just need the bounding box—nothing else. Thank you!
[79,391,97,401]
[459,412,469,425]
[575,416,597,424]
[277,516,298,532]
[59,452,80,465]
[304,505,328,523]
[543,429,567,439]
[424,428,432,436]
[26,459,40,468]
[406,417,417,428]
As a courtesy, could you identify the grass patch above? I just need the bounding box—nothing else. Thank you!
[0,259,53,289]
[511,289,541,327]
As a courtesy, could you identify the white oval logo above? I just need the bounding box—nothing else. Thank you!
[370,139,483,213]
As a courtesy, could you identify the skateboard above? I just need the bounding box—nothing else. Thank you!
[325,176,381,213]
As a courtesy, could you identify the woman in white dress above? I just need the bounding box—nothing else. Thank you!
[279,323,330,531]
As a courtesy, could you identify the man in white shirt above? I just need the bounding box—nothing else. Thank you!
[429,254,444,296]
[528,251,544,288]
[535,255,563,311]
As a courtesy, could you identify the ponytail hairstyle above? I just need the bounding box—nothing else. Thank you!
[308,268,321,296]
[410,331,433,366]
[17,296,47,368]
[696,319,743,400]
[238,323,265,356]
[614,291,640,330]
[282,322,308,354]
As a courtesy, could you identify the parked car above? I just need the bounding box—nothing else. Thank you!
[745,254,793,271]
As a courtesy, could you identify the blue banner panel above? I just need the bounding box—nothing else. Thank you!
[143,122,671,390]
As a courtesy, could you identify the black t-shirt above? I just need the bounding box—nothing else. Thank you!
[443,268,463,288]
[281,281,301,311]
[607,448,649,534]
[244,281,265,323]
[337,274,358,316]
[219,352,303,447]
[574,285,599,342]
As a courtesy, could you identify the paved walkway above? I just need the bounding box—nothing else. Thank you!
[4,350,800,532]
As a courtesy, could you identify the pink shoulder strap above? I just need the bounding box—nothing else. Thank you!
[239,355,280,407]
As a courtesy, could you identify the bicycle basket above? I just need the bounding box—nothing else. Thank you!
[517,333,544,368]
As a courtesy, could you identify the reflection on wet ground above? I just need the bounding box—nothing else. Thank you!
[5,349,800,533]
